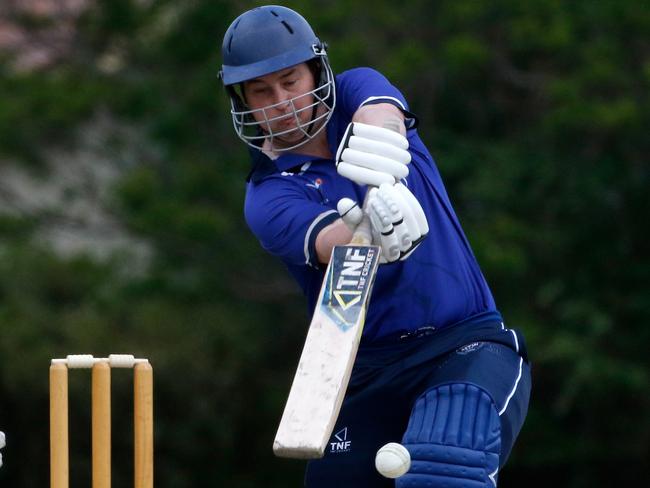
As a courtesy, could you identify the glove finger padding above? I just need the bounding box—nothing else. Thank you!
[394,183,429,236]
[372,186,413,248]
[386,185,421,245]
[367,183,429,263]
[347,135,410,163]
[394,183,429,261]
[337,162,396,187]
[351,122,409,150]
[367,188,402,262]
[336,122,411,186]
[339,148,409,179]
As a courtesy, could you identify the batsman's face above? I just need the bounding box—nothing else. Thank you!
[243,63,317,144]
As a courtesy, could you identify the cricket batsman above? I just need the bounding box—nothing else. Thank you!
[219,6,531,487]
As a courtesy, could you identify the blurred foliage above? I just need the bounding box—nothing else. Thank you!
[1,0,649,486]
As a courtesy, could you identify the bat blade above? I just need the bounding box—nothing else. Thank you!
[273,243,381,459]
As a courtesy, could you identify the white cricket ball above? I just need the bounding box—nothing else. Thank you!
[375,442,411,479]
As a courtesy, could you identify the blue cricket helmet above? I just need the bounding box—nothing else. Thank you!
[219,5,336,153]
[220,5,326,86]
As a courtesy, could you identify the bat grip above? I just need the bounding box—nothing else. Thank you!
[350,186,375,245]
[350,213,372,245]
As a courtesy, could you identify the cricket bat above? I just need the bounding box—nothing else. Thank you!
[273,213,381,459]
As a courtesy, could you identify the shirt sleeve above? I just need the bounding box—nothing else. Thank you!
[244,176,339,268]
[336,67,418,129]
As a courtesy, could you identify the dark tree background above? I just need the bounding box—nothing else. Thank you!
[1,0,648,486]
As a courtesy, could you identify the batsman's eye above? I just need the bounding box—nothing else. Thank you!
[252,87,270,96]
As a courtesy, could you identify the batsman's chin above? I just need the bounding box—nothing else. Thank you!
[267,134,311,152]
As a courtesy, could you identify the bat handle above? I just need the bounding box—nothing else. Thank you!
[350,213,372,245]
[350,185,375,245]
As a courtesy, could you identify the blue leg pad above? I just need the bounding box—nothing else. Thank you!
[396,383,501,487]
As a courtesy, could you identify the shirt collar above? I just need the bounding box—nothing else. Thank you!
[246,104,343,183]
[247,148,323,183]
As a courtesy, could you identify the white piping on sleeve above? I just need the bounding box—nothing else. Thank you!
[360,96,407,111]
[304,210,338,266]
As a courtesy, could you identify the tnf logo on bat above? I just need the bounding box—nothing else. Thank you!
[322,246,380,332]
[329,427,352,454]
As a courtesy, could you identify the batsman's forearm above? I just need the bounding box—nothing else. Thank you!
[352,103,406,136]
[315,219,354,264]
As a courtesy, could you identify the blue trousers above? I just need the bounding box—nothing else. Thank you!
[304,322,531,487]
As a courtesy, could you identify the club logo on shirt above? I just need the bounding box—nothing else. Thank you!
[306,177,329,204]
[306,177,323,190]
[329,427,352,454]
[280,161,329,203]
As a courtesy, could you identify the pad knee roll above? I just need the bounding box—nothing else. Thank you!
[397,383,501,487]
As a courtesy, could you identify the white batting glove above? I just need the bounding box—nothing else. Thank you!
[367,183,428,263]
[336,122,411,186]
[0,431,5,468]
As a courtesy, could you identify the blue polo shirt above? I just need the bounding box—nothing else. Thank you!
[244,67,499,343]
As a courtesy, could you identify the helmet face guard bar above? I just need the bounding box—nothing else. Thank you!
[229,55,336,153]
